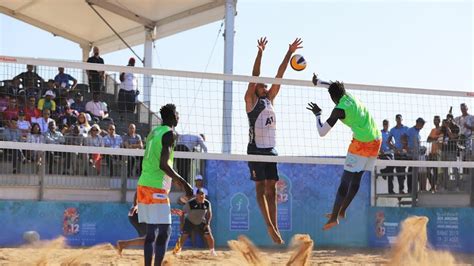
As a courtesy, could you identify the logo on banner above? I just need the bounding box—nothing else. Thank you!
[375,211,386,238]
[230,192,250,231]
[277,174,292,231]
[63,207,80,235]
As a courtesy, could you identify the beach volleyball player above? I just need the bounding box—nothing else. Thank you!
[307,74,381,231]
[137,103,193,266]
[244,37,303,244]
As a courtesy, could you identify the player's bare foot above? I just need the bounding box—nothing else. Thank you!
[267,226,284,244]
[325,212,346,219]
[116,240,124,256]
[323,219,339,231]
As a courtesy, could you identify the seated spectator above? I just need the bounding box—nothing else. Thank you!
[63,125,84,175]
[59,106,78,133]
[44,121,65,174]
[26,123,44,165]
[35,109,54,134]
[54,67,77,92]
[13,64,44,96]
[85,92,111,122]
[118,57,138,115]
[103,124,122,177]
[3,97,20,122]
[37,90,57,113]
[4,118,26,174]
[17,110,31,136]
[76,112,91,137]
[176,133,207,181]
[122,123,143,177]
[71,93,86,113]
[85,124,104,174]
[65,90,76,107]
[0,93,9,113]
[23,96,41,122]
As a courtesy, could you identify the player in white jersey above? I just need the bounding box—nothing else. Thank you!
[244,37,302,244]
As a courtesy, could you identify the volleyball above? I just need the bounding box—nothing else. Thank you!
[290,54,307,71]
[23,231,40,244]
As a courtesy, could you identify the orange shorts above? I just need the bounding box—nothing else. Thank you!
[348,138,382,157]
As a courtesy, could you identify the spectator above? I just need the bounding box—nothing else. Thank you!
[71,93,86,113]
[26,123,44,166]
[17,110,31,136]
[59,105,78,133]
[44,121,65,174]
[103,124,122,177]
[427,115,443,192]
[440,116,461,191]
[35,109,54,134]
[85,92,110,122]
[174,188,216,256]
[175,133,208,181]
[0,93,9,112]
[86,46,105,93]
[193,175,208,196]
[85,124,104,174]
[76,112,91,137]
[3,97,20,122]
[4,118,26,174]
[64,125,84,175]
[118,57,138,116]
[37,90,57,113]
[54,67,77,91]
[122,123,143,177]
[406,118,426,193]
[454,103,473,157]
[65,90,76,107]
[13,64,44,95]
[23,96,41,122]
[379,119,395,194]
[6,78,22,98]
[387,114,409,194]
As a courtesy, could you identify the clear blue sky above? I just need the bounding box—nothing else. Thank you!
[1,0,472,91]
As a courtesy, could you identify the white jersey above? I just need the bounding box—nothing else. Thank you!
[247,97,276,149]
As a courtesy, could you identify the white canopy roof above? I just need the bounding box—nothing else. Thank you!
[0,0,227,54]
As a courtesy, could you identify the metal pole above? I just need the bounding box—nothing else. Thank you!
[222,0,236,153]
[120,158,128,203]
[143,28,153,106]
[80,44,90,84]
[38,152,46,201]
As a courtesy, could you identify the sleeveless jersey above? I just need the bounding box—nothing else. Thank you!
[247,97,277,154]
[138,125,174,191]
[336,93,381,142]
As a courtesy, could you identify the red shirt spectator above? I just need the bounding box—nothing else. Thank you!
[3,98,19,121]
[24,96,41,122]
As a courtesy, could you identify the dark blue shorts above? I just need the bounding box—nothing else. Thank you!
[248,161,279,182]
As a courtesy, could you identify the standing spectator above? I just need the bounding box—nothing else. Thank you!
[85,124,104,174]
[37,90,57,113]
[388,114,409,194]
[86,46,105,93]
[3,97,20,122]
[454,103,473,158]
[379,119,395,194]
[193,175,208,196]
[122,123,143,178]
[6,78,22,98]
[13,64,44,96]
[35,109,54,134]
[103,124,122,177]
[427,115,443,192]
[175,133,208,181]
[23,96,41,122]
[54,67,77,91]
[118,57,138,116]
[44,121,65,174]
[406,118,426,193]
[440,116,461,191]
[26,123,44,166]
[71,93,86,113]
[4,119,26,174]
[76,112,91,137]
[85,92,111,122]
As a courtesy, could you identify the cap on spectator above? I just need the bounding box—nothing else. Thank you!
[195,175,203,181]
[196,188,205,195]
[395,114,402,119]
[44,90,56,99]
[18,110,25,116]
[416,117,425,124]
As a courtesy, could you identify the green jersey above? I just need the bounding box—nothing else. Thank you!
[138,125,174,189]
[336,93,381,142]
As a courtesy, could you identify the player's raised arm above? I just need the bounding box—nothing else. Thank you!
[307,102,345,137]
[312,73,331,89]
[267,38,303,101]
[245,37,267,110]
[160,131,193,196]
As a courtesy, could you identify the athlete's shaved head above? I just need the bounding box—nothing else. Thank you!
[160,103,178,127]
[328,81,346,104]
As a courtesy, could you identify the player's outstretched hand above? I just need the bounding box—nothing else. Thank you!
[289,38,303,53]
[312,73,319,86]
[257,37,268,52]
[307,102,322,116]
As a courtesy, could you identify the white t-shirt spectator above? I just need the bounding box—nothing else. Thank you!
[454,114,474,138]
[178,134,208,152]
[85,100,108,118]
[33,117,54,134]
[17,120,31,131]
[193,186,208,196]
[119,72,137,92]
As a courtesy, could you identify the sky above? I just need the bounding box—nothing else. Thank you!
[0,0,473,155]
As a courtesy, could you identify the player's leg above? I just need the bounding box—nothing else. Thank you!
[202,223,217,256]
[144,224,158,266]
[174,218,192,254]
[117,237,145,256]
[338,171,364,218]
[265,162,284,243]
[153,224,171,266]
[324,170,352,230]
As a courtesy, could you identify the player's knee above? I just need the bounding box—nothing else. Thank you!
[264,186,276,198]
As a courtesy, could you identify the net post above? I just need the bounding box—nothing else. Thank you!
[411,166,418,207]
[143,28,153,105]
[120,158,128,203]
[38,152,46,201]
